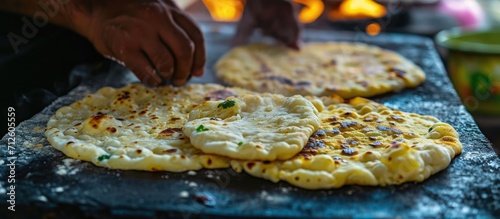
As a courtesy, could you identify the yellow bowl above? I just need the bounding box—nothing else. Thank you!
[436,27,500,116]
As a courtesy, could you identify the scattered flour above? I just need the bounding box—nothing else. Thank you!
[36,195,48,202]
[53,187,64,193]
[55,158,80,176]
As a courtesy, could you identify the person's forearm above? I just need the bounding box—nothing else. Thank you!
[0,0,90,33]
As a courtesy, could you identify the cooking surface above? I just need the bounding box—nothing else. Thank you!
[1,24,499,218]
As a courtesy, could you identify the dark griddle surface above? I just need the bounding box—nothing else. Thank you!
[1,24,499,218]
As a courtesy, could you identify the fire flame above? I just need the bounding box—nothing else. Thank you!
[202,0,324,23]
[202,0,245,22]
[329,0,387,20]
[293,0,325,23]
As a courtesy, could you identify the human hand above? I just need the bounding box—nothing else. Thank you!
[233,0,301,49]
[67,0,205,86]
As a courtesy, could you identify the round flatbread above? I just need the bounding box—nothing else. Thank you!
[183,94,321,161]
[216,42,426,98]
[230,96,462,189]
[45,83,254,172]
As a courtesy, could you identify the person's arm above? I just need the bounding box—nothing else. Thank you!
[0,0,77,28]
[234,0,301,49]
[0,0,206,86]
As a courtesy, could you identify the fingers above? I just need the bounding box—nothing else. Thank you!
[267,1,301,50]
[123,51,162,86]
[270,15,301,50]
[240,0,302,50]
[99,25,161,86]
[142,39,175,81]
[91,2,206,87]
[233,3,257,46]
[170,9,206,77]
[160,11,195,86]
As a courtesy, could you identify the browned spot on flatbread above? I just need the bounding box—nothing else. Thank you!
[165,148,177,153]
[391,143,400,149]
[327,116,338,123]
[89,112,106,129]
[339,121,358,129]
[246,162,256,170]
[157,128,183,138]
[295,81,311,88]
[364,117,374,122]
[251,53,272,73]
[391,68,407,78]
[441,136,456,142]
[301,153,312,160]
[312,130,326,138]
[357,81,369,87]
[346,139,358,145]
[265,75,311,89]
[342,148,358,156]
[390,115,404,122]
[266,75,294,86]
[117,91,130,100]
[300,138,326,155]
[204,90,237,101]
[377,125,403,134]
[106,127,117,134]
[370,140,382,147]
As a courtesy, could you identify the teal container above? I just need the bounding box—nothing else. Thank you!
[436,28,500,116]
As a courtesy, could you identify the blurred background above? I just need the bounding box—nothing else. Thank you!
[177,0,500,155]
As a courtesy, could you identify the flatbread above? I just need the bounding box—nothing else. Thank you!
[216,42,425,98]
[230,96,462,189]
[183,94,321,161]
[45,83,254,172]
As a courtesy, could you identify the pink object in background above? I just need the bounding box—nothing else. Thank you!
[438,0,487,28]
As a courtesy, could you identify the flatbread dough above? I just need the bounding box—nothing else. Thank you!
[45,83,254,172]
[230,96,462,189]
[183,94,321,161]
[216,42,426,98]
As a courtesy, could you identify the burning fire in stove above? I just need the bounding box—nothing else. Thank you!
[294,0,325,23]
[202,0,245,22]
[201,0,325,23]
[200,0,389,35]
[201,0,387,23]
[329,0,386,20]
